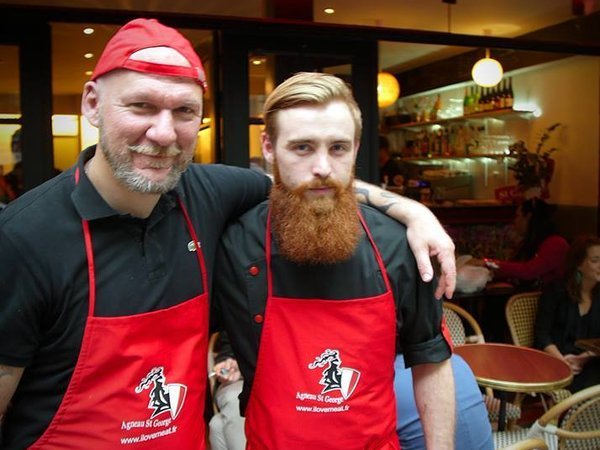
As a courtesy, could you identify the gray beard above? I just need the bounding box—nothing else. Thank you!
[99,133,191,194]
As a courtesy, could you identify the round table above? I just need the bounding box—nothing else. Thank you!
[454,343,573,430]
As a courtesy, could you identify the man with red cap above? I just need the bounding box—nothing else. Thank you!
[0,18,455,448]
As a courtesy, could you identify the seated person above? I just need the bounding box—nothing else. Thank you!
[209,333,246,450]
[379,135,404,188]
[395,353,494,450]
[535,234,600,392]
[469,198,569,289]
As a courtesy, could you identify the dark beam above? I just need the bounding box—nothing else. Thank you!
[0,4,598,57]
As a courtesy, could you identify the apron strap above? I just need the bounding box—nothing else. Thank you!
[76,166,207,317]
[265,207,393,297]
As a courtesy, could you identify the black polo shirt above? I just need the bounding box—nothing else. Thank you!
[212,202,451,414]
[0,146,271,448]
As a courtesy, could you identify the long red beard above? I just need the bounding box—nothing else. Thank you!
[270,174,361,265]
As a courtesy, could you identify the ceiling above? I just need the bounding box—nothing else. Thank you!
[1,0,599,96]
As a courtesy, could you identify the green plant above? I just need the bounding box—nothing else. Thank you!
[508,123,561,188]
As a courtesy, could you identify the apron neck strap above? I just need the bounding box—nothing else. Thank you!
[76,167,208,317]
[265,207,393,297]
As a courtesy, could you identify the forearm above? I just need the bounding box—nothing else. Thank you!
[354,179,456,298]
[0,364,24,418]
[354,179,433,222]
[543,344,564,360]
[412,359,455,450]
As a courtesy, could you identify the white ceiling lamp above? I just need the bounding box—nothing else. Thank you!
[471,48,503,87]
[377,72,400,108]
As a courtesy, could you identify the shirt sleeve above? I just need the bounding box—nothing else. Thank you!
[381,217,451,367]
[0,231,46,367]
[209,165,271,223]
[496,235,569,281]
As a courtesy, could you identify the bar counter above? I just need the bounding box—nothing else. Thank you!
[426,201,516,225]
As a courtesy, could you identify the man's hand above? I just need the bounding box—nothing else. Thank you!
[405,211,456,299]
[211,358,241,385]
[354,180,456,299]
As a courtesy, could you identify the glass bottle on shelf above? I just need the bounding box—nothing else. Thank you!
[506,77,514,108]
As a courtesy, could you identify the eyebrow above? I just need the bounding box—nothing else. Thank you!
[286,138,352,146]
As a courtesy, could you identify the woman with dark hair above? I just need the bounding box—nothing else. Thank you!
[471,198,570,289]
[535,234,600,392]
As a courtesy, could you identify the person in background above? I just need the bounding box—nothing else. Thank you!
[0,166,16,206]
[394,353,493,450]
[209,333,246,450]
[469,198,569,289]
[0,18,457,449]
[535,234,600,392]
[4,129,23,198]
[379,134,404,188]
[213,72,455,450]
[4,128,61,200]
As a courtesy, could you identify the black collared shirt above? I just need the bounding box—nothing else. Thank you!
[212,202,452,414]
[0,146,270,448]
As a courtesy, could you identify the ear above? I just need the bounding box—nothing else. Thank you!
[353,141,360,159]
[81,81,101,127]
[261,132,275,165]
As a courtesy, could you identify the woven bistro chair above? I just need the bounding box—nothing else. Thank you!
[443,301,522,427]
[495,384,600,450]
[497,437,549,450]
[505,292,571,407]
[443,301,484,345]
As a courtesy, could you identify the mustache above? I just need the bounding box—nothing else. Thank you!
[129,144,182,157]
[291,178,344,194]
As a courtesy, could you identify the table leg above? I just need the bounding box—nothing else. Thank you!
[497,391,507,431]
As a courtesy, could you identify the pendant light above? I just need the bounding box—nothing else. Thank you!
[377,72,400,108]
[471,48,503,88]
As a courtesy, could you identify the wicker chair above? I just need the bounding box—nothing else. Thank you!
[496,384,600,450]
[505,292,571,406]
[443,301,484,345]
[443,301,522,426]
[497,437,549,450]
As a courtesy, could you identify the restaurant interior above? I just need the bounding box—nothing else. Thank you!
[0,1,599,448]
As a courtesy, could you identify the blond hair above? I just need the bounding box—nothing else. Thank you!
[263,72,362,144]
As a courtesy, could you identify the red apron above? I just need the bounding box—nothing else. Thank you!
[30,168,209,449]
[245,210,400,450]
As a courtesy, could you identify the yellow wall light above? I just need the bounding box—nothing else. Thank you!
[377,72,400,108]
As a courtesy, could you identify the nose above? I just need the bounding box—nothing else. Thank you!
[312,150,332,178]
[146,110,177,147]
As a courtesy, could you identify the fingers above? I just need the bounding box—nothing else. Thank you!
[437,250,457,299]
[414,246,434,284]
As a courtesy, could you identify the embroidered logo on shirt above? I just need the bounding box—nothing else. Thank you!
[135,366,187,420]
[308,349,361,400]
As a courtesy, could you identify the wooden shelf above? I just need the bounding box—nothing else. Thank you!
[386,108,534,131]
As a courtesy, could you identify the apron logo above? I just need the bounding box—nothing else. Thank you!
[135,367,187,420]
[308,349,361,400]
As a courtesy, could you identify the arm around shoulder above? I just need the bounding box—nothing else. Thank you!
[353,179,456,299]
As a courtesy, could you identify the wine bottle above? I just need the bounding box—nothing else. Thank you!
[463,87,470,116]
[506,77,514,108]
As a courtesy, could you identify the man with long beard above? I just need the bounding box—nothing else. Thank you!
[213,72,455,450]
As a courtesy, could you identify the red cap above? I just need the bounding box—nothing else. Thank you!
[91,18,207,91]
